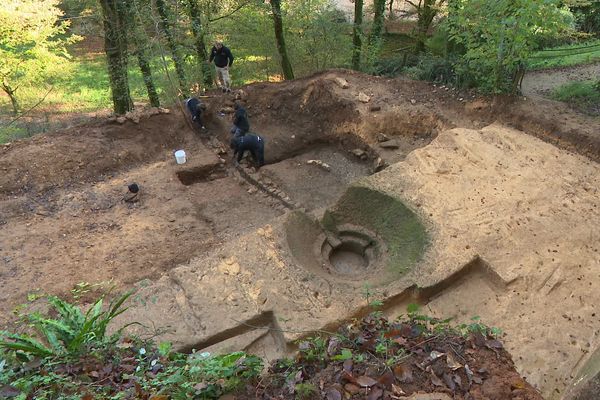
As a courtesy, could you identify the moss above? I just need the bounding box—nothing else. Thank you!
[325,186,428,280]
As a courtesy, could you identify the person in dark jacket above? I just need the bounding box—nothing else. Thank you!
[230,134,265,168]
[208,40,234,93]
[230,101,249,137]
[185,97,206,129]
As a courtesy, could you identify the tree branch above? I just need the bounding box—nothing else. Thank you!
[1,86,54,127]
[208,0,254,23]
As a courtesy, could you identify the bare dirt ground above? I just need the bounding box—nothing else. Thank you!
[1,70,600,399]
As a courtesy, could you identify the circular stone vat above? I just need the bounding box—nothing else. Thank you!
[329,242,368,276]
[319,226,382,280]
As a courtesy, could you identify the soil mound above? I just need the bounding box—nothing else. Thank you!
[0,110,193,197]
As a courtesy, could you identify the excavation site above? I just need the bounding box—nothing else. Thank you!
[1,70,599,399]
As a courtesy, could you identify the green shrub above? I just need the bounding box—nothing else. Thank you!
[0,292,133,359]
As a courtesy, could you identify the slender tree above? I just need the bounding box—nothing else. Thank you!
[185,0,213,87]
[352,0,364,70]
[99,0,133,115]
[0,0,79,115]
[128,0,160,107]
[369,0,387,47]
[134,45,161,107]
[270,0,294,79]
[155,0,188,95]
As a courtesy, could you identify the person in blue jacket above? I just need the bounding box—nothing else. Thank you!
[185,97,206,129]
[230,101,250,137]
[230,134,265,168]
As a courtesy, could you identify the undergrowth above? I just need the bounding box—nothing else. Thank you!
[551,79,600,115]
[0,293,502,400]
[0,293,262,399]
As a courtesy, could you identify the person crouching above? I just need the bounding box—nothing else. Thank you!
[185,97,206,129]
[230,101,250,138]
[230,134,265,168]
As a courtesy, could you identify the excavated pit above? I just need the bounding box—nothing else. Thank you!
[176,163,228,185]
[320,226,382,278]
[328,244,367,274]
[2,71,598,400]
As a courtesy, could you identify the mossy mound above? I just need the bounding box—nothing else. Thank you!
[284,186,428,286]
[323,186,428,281]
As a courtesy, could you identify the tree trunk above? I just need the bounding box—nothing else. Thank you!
[352,0,364,70]
[369,0,387,47]
[155,0,188,95]
[128,0,160,107]
[414,0,439,54]
[270,0,294,80]
[99,0,133,115]
[136,50,161,107]
[186,0,213,88]
[1,81,19,116]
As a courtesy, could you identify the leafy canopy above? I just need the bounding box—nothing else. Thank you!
[0,0,79,112]
[447,0,570,93]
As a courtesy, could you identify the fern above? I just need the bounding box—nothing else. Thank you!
[0,291,133,359]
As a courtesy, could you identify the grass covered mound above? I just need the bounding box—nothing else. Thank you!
[1,294,541,400]
[551,80,600,116]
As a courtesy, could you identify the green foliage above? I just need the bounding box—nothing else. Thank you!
[447,0,571,93]
[568,0,600,35]
[527,39,600,69]
[456,316,502,337]
[145,351,263,398]
[0,292,133,359]
[212,0,352,81]
[0,0,80,114]
[551,79,600,114]
[0,294,263,399]
[295,382,317,399]
[331,348,353,361]
[297,335,328,364]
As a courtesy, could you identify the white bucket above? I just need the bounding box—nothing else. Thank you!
[174,150,186,164]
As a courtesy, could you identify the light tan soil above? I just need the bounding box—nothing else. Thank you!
[1,70,600,399]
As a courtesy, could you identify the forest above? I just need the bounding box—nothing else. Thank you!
[0,0,599,141]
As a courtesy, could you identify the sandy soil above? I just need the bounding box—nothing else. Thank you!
[2,70,600,399]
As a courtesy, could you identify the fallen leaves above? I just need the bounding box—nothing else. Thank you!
[355,375,378,388]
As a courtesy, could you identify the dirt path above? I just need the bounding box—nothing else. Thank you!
[522,63,600,97]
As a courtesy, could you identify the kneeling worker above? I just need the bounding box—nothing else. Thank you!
[230,134,265,168]
[230,101,250,137]
[185,97,206,129]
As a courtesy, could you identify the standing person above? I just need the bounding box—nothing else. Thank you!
[209,40,234,93]
[230,134,265,168]
[230,101,249,137]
